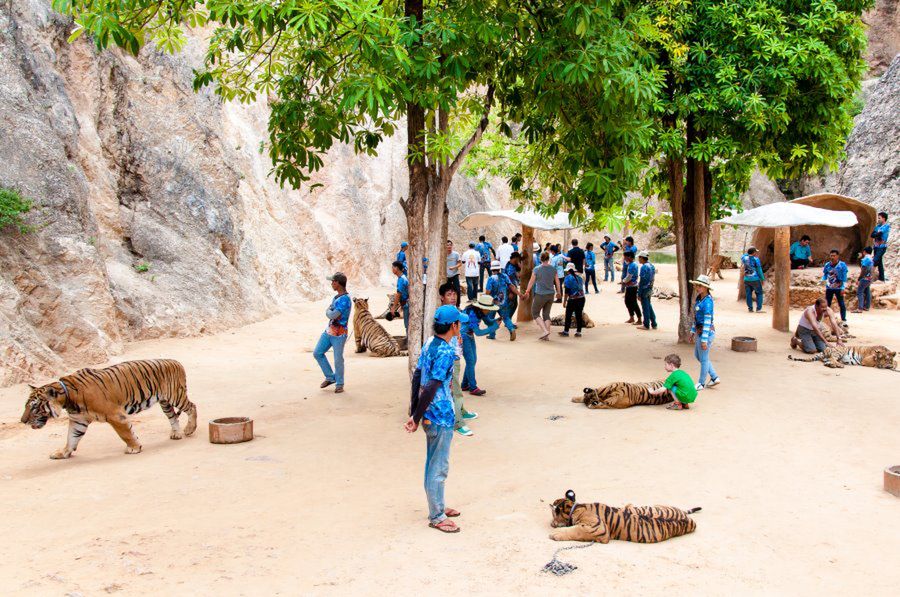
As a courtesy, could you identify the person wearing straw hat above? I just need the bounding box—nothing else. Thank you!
[559,263,586,337]
[314,272,352,393]
[636,251,657,330]
[460,294,499,396]
[485,260,521,341]
[690,274,721,391]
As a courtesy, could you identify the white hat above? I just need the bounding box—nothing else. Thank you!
[690,274,713,290]
[533,243,540,252]
[565,263,576,271]
[638,250,649,259]
[490,260,501,270]
[468,293,499,311]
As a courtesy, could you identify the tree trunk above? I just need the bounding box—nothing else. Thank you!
[772,226,791,332]
[518,225,535,322]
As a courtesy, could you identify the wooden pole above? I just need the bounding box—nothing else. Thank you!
[773,226,790,332]
[518,225,534,322]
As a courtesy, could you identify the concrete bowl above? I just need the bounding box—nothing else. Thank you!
[731,336,758,352]
[209,417,253,444]
[885,466,900,498]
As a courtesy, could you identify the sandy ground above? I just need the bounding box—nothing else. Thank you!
[2,264,900,596]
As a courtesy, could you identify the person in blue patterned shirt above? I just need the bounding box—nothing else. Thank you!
[313,272,352,393]
[504,252,522,320]
[822,249,849,322]
[872,212,890,281]
[853,246,874,313]
[637,251,657,330]
[600,235,619,282]
[485,260,521,341]
[690,275,720,391]
[475,235,495,292]
[559,263,586,336]
[622,250,642,325]
[405,305,466,533]
[741,247,765,313]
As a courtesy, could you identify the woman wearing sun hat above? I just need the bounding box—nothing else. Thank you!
[690,274,721,391]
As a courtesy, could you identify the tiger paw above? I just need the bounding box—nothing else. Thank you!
[49,449,72,460]
[170,430,184,440]
[124,444,142,454]
[549,532,564,541]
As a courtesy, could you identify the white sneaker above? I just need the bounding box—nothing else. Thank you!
[695,383,705,391]
[707,377,721,388]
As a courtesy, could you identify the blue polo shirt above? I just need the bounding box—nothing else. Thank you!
[417,337,456,428]
[693,294,714,343]
[789,242,811,260]
[396,274,409,303]
[638,262,656,291]
[874,223,890,246]
[563,273,585,298]
[623,261,639,287]
[396,249,407,273]
[823,260,848,290]
[486,271,511,306]
[585,250,596,270]
[741,254,763,282]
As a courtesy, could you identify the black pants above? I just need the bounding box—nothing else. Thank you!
[564,297,586,332]
[507,293,518,320]
[790,257,811,269]
[447,275,461,306]
[826,288,846,321]
[479,263,490,291]
[624,287,642,320]
[874,246,886,281]
[584,268,598,292]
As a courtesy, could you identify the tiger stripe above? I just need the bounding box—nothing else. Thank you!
[574,380,671,409]
[352,298,407,358]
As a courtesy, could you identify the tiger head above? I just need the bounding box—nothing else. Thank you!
[582,386,609,407]
[353,297,370,312]
[550,490,577,527]
[21,383,64,429]
[862,346,897,369]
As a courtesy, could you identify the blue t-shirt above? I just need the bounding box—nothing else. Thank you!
[601,241,618,258]
[551,253,566,278]
[326,293,352,334]
[396,250,407,273]
[563,273,585,298]
[623,261,639,287]
[460,306,495,337]
[873,222,890,246]
[511,242,519,253]
[860,255,874,282]
[504,262,520,287]
[638,262,656,291]
[476,242,493,263]
[486,272,511,306]
[789,242,811,260]
[585,250,596,270]
[533,251,541,267]
[741,254,763,282]
[693,294,714,342]
[396,274,409,303]
[823,261,848,290]
[417,337,457,428]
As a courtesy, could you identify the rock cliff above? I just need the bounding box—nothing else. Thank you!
[0,1,512,385]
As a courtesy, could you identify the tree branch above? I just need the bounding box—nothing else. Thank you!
[447,83,495,180]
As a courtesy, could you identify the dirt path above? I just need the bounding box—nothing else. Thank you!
[2,265,899,595]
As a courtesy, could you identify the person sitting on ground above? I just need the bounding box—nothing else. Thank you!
[853,246,874,314]
[559,263,586,337]
[790,297,845,354]
[435,283,477,437]
[822,249,849,322]
[390,260,410,332]
[485,260,521,341]
[871,211,890,281]
[741,247,765,313]
[525,251,561,341]
[460,294,499,396]
[622,250,642,326]
[648,354,698,411]
[790,235,813,269]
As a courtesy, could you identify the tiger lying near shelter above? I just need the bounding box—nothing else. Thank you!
[352,298,407,357]
[788,345,896,370]
[573,380,671,408]
[550,311,596,329]
[21,359,197,459]
[549,490,700,543]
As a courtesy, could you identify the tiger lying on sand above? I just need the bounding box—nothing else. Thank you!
[21,359,197,459]
[550,311,596,328]
[549,490,700,543]
[573,380,670,408]
[353,298,407,357]
[788,345,896,370]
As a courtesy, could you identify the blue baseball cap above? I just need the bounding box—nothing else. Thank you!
[434,305,465,325]
[400,241,408,248]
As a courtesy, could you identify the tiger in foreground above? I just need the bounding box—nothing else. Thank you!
[788,345,896,370]
[20,359,197,459]
[549,490,700,543]
[573,380,670,408]
[352,297,407,357]
[550,311,596,329]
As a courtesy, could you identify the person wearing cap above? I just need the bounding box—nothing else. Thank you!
[559,263,586,337]
[741,247,765,313]
[690,274,720,390]
[405,304,466,533]
[460,294,499,395]
[525,251,561,340]
[504,252,522,320]
[434,283,478,437]
[485,259,521,341]
[390,260,410,332]
[476,235,495,291]
[622,250,642,325]
[584,242,599,294]
[461,241,481,301]
[600,235,619,282]
[396,241,409,274]
[637,251,657,330]
[314,272,352,393]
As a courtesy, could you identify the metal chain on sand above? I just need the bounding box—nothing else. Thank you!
[541,542,595,576]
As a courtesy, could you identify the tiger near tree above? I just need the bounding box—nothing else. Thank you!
[352,298,407,357]
[788,345,897,370]
[550,311,596,329]
[549,490,700,544]
[20,359,197,459]
[573,380,671,409]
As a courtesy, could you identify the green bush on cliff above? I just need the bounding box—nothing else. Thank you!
[0,187,33,233]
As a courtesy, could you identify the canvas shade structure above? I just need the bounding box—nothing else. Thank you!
[716,198,859,332]
[459,209,576,322]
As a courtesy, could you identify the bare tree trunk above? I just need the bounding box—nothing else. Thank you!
[518,225,534,322]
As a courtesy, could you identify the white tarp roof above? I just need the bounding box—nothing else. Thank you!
[715,202,858,228]
[459,209,575,231]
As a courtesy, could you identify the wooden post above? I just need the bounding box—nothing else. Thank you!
[518,225,534,322]
[773,226,790,332]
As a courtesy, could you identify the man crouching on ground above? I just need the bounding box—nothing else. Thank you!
[405,305,465,533]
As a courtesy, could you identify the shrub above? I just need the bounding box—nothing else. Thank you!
[133,262,150,273]
[0,187,33,233]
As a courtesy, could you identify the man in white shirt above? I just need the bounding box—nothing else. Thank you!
[461,242,481,300]
[496,236,514,268]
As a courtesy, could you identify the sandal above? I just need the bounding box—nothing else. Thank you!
[666,403,684,410]
[429,519,460,533]
[444,508,461,517]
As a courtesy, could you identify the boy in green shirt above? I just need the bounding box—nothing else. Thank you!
[649,354,697,410]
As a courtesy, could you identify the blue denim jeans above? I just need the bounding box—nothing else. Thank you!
[874,246,886,281]
[313,332,346,386]
[461,332,477,390]
[744,280,763,311]
[826,288,846,321]
[639,288,656,328]
[488,303,515,338]
[402,303,410,332]
[694,331,718,386]
[857,280,871,310]
[466,276,479,300]
[424,423,453,523]
[604,257,614,281]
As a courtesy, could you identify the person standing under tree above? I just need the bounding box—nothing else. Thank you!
[390,260,410,332]
[559,263,586,337]
[853,246,874,314]
[525,252,561,341]
[600,235,619,282]
[405,305,466,533]
[872,212,890,281]
[445,240,462,306]
[741,247,765,313]
[435,283,478,437]
[461,241,481,301]
[636,251,657,330]
[690,275,720,391]
[622,250,642,325]
[476,235,495,291]
[313,272,351,394]
[618,237,637,293]
[822,249,849,322]
[567,239,585,273]
[584,242,599,294]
